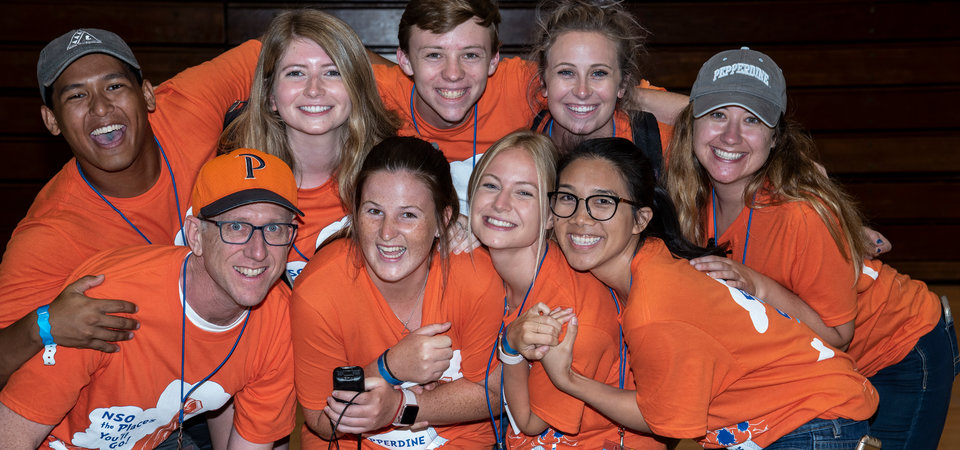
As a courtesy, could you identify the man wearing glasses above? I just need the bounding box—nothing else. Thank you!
[0,149,300,449]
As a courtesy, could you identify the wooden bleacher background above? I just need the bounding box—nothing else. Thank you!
[1,0,958,446]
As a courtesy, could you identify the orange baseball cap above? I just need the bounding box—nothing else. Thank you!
[192,148,304,218]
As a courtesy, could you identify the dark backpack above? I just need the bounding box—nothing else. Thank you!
[530,109,662,176]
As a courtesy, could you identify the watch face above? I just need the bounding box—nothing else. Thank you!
[398,405,420,425]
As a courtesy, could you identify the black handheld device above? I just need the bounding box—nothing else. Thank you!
[332,366,365,402]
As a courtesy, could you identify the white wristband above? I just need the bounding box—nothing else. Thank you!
[498,338,525,365]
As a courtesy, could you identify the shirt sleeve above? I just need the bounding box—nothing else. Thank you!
[785,206,858,327]
[290,284,350,410]
[450,256,505,382]
[0,222,85,328]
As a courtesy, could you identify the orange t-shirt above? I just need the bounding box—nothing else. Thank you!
[846,258,942,377]
[0,245,296,448]
[505,244,665,450]
[625,238,877,448]
[282,178,349,283]
[706,191,859,327]
[373,57,540,162]
[291,239,504,449]
[0,40,261,328]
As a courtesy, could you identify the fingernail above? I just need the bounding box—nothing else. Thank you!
[876,239,883,244]
[876,248,881,253]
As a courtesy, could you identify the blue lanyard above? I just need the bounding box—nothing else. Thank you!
[410,84,477,168]
[178,253,249,427]
[485,243,550,447]
[711,188,754,265]
[607,288,627,390]
[292,242,310,262]
[546,116,615,138]
[77,137,184,244]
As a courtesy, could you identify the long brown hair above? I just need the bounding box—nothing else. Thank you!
[665,104,870,273]
[219,9,399,206]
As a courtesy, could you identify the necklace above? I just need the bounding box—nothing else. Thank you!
[393,269,429,333]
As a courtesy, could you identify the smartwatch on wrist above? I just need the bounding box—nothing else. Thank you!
[392,388,420,427]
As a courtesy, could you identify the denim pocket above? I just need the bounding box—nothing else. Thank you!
[940,296,960,377]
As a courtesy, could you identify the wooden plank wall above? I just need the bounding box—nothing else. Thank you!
[1,0,957,286]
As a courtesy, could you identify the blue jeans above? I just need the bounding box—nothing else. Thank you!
[867,300,960,450]
[763,418,869,450]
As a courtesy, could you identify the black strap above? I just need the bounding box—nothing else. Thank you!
[530,109,549,132]
[223,100,248,129]
[630,111,663,177]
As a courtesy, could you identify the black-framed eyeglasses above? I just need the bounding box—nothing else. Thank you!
[199,218,298,246]
[548,191,638,221]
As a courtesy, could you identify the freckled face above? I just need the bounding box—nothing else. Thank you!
[357,170,440,289]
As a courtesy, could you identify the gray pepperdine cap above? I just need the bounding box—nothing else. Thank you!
[37,29,141,105]
[690,47,786,127]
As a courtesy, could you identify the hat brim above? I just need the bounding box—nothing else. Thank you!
[199,188,304,218]
[692,91,782,127]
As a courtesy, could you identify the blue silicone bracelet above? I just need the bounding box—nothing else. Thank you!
[378,349,403,386]
[36,305,55,346]
[500,330,520,356]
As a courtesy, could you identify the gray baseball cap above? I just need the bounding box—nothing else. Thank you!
[37,29,141,105]
[690,47,786,127]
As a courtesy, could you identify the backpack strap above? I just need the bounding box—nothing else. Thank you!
[630,111,663,177]
[530,109,550,133]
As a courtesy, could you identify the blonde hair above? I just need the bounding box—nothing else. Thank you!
[529,0,647,112]
[665,104,870,274]
[220,9,400,205]
[468,130,558,260]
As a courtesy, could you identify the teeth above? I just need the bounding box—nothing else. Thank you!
[570,234,600,246]
[567,104,597,114]
[712,147,744,161]
[300,105,332,113]
[485,217,515,228]
[378,245,406,257]
[235,266,266,277]
[438,89,466,99]
[91,124,123,136]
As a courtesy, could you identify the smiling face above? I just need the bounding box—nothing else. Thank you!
[193,202,294,312]
[552,157,641,274]
[543,31,624,139]
[470,146,544,252]
[41,53,156,177]
[397,18,500,129]
[270,37,351,144]
[357,170,441,290]
[693,106,775,194]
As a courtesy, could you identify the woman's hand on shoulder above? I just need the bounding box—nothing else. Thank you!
[689,255,764,296]
[863,226,892,259]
